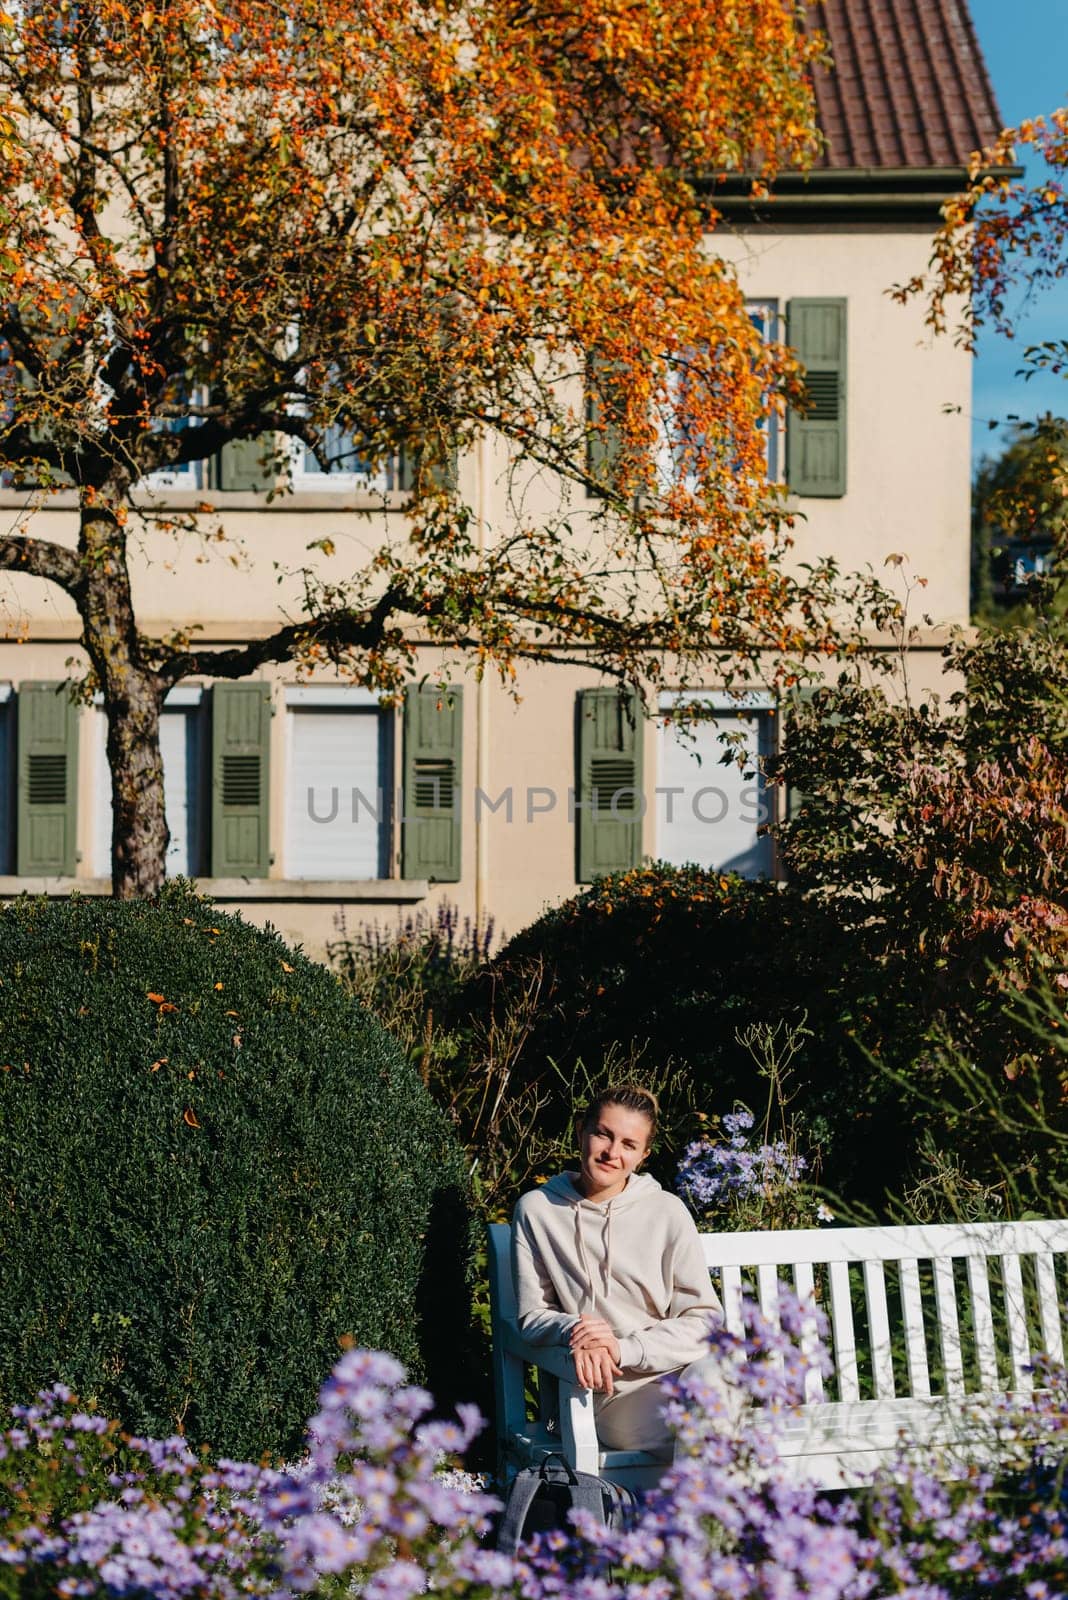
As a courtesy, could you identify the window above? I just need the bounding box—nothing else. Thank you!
[747,299,782,482]
[94,687,209,877]
[292,422,406,492]
[285,686,392,879]
[138,397,209,491]
[656,692,775,878]
[589,306,785,498]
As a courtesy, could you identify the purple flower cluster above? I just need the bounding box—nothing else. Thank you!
[6,1309,1068,1600]
[0,1357,508,1600]
[676,1109,806,1217]
[517,1296,1068,1600]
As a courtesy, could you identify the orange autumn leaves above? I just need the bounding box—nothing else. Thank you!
[897,108,1068,353]
[0,0,833,718]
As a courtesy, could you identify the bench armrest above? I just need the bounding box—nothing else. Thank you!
[502,1324,579,1385]
[499,1321,602,1473]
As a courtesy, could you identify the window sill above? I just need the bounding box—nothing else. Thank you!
[0,876,429,902]
[0,489,412,514]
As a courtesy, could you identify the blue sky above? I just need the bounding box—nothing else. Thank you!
[966,0,1068,466]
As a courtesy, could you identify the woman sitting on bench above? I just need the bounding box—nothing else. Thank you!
[511,1082,730,1460]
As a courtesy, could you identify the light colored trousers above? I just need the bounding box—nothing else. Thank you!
[593,1356,734,1461]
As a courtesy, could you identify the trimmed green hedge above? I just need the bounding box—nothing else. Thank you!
[0,887,474,1459]
[455,865,913,1200]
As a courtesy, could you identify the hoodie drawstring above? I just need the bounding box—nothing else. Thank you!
[574,1199,615,1309]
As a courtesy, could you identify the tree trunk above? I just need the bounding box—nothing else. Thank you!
[78,491,170,898]
[102,672,169,898]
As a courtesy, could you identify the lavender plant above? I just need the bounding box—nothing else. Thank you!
[6,1307,1068,1600]
[676,1108,822,1231]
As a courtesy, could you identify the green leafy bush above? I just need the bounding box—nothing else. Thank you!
[451,865,869,1199]
[0,886,474,1460]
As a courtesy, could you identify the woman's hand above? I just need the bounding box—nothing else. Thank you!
[569,1314,622,1365]
[573,1344,623,1396]
[570,1315,623,1391]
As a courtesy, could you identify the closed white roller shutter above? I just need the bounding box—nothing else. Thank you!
[286,689,388,879]
[657,694,775,877]
[93,690,206,878]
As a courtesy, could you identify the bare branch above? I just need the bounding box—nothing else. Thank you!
[0,534,84,596]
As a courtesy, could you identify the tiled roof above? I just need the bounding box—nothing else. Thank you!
[811,0,1004,170]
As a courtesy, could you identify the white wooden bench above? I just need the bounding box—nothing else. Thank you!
[488,1218,1068,1490]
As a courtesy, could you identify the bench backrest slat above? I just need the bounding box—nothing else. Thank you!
[1002,1253,1033,1393]
[863,1259,896,1399]
[1037,1252,1064,1365]
[899,1259,931,1399]
[966,1255,1000,1391]
[720,1262,745,1335]
[793,1262,825,1402]
[932,1257,966,1399]
[756,1263,785,1375]
[827,1258,861,1402]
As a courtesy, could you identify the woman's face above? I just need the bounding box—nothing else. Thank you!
[577,1103,653,1202]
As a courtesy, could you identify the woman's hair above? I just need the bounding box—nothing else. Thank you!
[579,1082,659,1142]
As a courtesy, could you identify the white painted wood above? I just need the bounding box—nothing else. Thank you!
[720,1263,745,1336]
[863,1259,896,1400]
[933,1257,966,1400]
[1035,1252,1064,1365]
[793,1262,825,1403]
[899,1258,931,1399]
[827,1259,860,1403]
[967,1254,1000,1392]
[1001,1253,1033,1393]
[487,1216,1068,1492]
[756,1262,784,1375]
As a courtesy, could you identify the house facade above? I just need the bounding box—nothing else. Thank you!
[0,0,1002,954]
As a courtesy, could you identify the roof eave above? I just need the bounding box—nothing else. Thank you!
[700,164,1023,223]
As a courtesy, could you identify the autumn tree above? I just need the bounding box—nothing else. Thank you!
[971,415,1068,617]
[0,0,836,896]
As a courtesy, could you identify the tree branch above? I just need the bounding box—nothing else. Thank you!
[0,534,84,596]
[154,585,408,684]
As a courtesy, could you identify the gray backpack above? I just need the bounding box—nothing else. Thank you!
[496,1453,638,1553]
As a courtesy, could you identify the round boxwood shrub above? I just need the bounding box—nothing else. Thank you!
[0,886,474,1459]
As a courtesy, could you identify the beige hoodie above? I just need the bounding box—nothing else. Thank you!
[511,1170,722,1401]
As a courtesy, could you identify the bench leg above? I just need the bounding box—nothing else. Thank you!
[559,1380,601,1476]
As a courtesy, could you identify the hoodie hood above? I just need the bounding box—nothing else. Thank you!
[541,1170,662,1211]
[540,1171,663,1309]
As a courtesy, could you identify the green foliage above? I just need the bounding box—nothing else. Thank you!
[971,416,1068,621]
[330,899,718,1219]
[771,607,1068,1212]
[0,886,475,1459]
[449,865,868,1200]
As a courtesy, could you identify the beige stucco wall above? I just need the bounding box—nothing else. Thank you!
[0,215,975,956]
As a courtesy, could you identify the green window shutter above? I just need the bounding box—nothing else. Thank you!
[783,686,816,822]
[394,443,416,493]
[576,687,643,882]
[401,685,462,882]
[401,441,459,495]
[216,436,278,492]
[586,354,624,494]
[211,682,271,877]
[783,686,843,821]
[786,299,847,498]
[17,681,78,876]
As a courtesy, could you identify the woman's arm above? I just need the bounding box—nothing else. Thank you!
[511,1205,580,1346]
[615,1209,722,1374]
